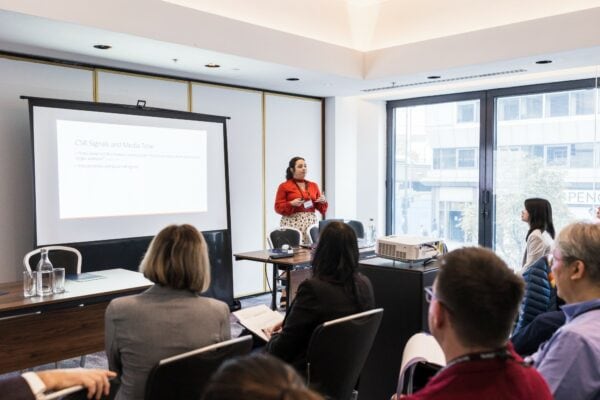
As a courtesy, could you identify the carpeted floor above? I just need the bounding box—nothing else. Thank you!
[1,292,276,377]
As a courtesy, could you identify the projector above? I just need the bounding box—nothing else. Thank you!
[375,235,444,262]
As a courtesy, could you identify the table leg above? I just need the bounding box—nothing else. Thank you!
[271,264,278,310]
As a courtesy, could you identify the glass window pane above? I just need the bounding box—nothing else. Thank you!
[572,90,595,115]
[521,95,543,119]
[546,93,569,117]
[498,98,519,121]
[571,143,594,168]
[393,100,480,248]
[494,87,599,271]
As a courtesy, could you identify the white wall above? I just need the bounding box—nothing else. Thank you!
[0,56,323,298]
[191,83,264,296]
[0,57,93,282]
[325,96,386,234]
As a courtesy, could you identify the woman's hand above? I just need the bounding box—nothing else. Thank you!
[315,193,327,203]
[262,320,283,340]
[289,198,304,207]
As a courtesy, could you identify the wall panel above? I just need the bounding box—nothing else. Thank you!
[265,94,323,233]
[0,57,93,282]
[192,84,264,296]
[96,71,188,111]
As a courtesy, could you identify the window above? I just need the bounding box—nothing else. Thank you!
[498,98,519,121]
[572,90,595,115]
[570,143,594,168]
[546,93,569,117]
[389,81,600,269]
[457,149,476,168]
[457,102,479,123]
[521,95,543,119]
[546,145,568,166]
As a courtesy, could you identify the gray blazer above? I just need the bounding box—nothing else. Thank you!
[105,284,231,400]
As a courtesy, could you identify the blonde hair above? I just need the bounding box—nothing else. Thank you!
[140,224,210,292]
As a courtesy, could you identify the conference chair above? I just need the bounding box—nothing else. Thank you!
[267,227,302,249]
[396,333,445,396]
[305,308,383,400]
[144,335,253,400]
[267,228,303,309]
[306,223,319,244]
[345,220,365,239]
[23,246,82,275]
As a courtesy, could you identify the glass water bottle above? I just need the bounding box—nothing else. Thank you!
[36,248,54,296]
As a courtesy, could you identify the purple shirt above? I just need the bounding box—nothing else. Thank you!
[532,298,600,400]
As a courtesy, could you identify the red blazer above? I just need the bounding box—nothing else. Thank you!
[274,179,328,216]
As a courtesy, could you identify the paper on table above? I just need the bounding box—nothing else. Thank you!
[233,304,284,342]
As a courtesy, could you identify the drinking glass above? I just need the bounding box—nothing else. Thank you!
[52,268,66,294]
[23,271,36,297]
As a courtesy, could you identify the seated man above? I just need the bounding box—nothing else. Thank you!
[530,222,600,399]
[0,368,115,400]
[399,247,551,399]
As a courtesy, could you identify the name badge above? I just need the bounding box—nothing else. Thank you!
[303,200,314,209]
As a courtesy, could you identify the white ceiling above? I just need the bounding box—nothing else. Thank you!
[1,0,600,99]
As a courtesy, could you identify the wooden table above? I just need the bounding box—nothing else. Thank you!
[234,247,376,309]
[0,268,152,373]
[234,249,313,309]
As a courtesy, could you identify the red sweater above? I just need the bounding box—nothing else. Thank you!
[274,179,328,216]
[403,345,552,400]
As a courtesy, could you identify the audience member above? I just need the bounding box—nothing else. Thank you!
[399,247,551,400]
[530,222,600,399]
[511,310,565,356]
[202,353,323,400]
[265,221,374,372]
[520,198,554,273]
[105,224,231,400]
[0,368,115,400]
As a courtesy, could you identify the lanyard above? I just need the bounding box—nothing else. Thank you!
[443,348,516,371]
[293,180,310,200]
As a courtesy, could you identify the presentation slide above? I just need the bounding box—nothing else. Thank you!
[32,104,229,245]
[56,120,208,219]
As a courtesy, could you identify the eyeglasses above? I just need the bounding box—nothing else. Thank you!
[424,285,453,313]
[424,286,436,303]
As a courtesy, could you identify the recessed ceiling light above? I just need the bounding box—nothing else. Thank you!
[427,75,441,79]
[205,63,220,68]
[93,44,111,50]
[286,77,300,81]
[535,60,552,64]
[232,68,240,71]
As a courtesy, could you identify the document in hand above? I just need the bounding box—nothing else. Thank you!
[233,304,284,342]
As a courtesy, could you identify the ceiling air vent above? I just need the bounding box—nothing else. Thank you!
[362,69,528,93]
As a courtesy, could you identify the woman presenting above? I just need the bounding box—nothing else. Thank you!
[275,156,327,244]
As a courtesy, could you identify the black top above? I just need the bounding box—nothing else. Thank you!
[266,273,375,371]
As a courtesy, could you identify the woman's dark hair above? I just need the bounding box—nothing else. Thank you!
[202,353,324,400]
[312,221,370,309]
[285,157,304,180]
[524,198,555,240]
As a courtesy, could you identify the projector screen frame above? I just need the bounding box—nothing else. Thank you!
[23,96,235,305]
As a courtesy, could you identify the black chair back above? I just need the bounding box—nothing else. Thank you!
[308,224,320,244]
[144,336,253,400]
[345,220,365,239]
[306,308,383,400]
[269,228,302,249]
[24,246,82,275]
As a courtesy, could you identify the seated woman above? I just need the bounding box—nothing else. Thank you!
[105,224,231,400]
[202,353,323,400]
[265,221,375,372]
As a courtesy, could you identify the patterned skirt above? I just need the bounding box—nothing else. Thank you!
[280,212,317,245]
